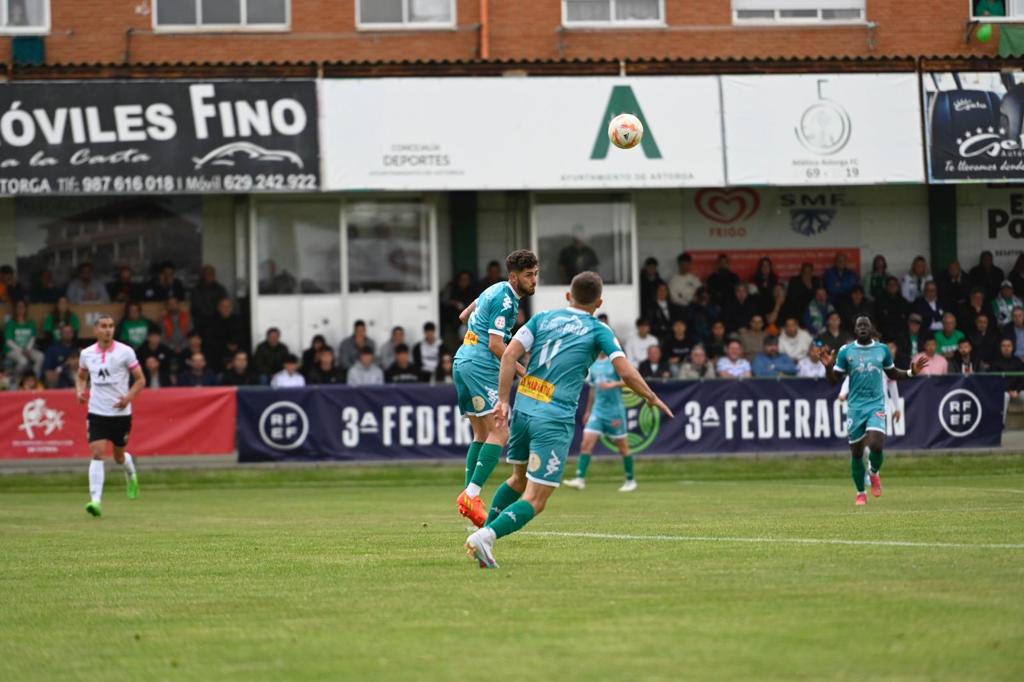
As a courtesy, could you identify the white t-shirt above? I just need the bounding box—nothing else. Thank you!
[80,341,140,416]
[624,334,660,367]
[271,370,306,388]
[668,273,702,306]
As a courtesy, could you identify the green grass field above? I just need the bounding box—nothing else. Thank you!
[2,454,1023,681]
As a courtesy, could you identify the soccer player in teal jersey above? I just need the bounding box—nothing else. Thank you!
[453,250,538,528]
[465,272,673,568]
[563,353,637,492]
[821,316,927,506]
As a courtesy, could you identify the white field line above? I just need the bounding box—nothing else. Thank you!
[525,531,1024,550]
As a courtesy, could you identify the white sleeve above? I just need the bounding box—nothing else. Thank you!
[513,325,535,352]
[839,375,850,398]
[887,378,900,403]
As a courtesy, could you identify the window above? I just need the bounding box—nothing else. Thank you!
[563,0,664,26]
[534,195,632,286]
[1,0,48,34]
[972,0,1024,21]
[154,0,289,30]
[345,202,431,292]
[357,0,456,29]
[256,202,340,295]
[732,1,865,23]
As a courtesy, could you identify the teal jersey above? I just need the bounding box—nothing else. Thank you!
[834,341,894,410]
[513,307,625,420]
[587,358,624,416]
[454,281,520,372]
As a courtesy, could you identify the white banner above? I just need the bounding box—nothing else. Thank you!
[320,77,724,190]
[722,74,925,186]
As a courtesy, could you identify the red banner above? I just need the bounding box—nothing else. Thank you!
[688,248,861,282]
[0,387,236,459]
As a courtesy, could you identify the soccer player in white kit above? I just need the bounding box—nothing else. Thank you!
[76,314,145,517]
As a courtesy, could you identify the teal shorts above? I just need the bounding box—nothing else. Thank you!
[584,409,628,439]
[846,404,887,444]
[506,410,576,487]
[453,358,499,417]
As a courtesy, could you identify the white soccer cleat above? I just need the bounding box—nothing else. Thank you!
[618,480,638,493]
[563,477,586,490]
[465,528,499,569]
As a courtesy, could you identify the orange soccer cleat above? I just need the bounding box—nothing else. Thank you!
[457,491,488,528]
[869,472,883,498]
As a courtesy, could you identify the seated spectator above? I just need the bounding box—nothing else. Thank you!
[959,288,988,334]
[179,352,219,387]
[990,339,1024,410]
[253,327,289,381]
[220,351,259,387]
[815,312,852,351]
[413,322,447,376]
[117,302,156,349]
[42,324,76,388]
[271,354,306,388]
[764,283,786,333]
[378,326,406,370]
[913,281,944,332]
[649,282,686,339]
[347,347,384,386]
[177,331,204,378]
[678,344,716,380]
[0,265,25,304]
[475,260,504,297]
[433,352,455,385]
[823,252,858,305]
[668,252,701,307]
[638,345,672,381]
[992,280,1023,327]
[42,296,80,346]
[385,344,423,383]
[704,320,729,361]
[162,295,191,353]
[862,254,889,301]
[779,317,813,362]
[934,312,966,358]
[685,286,718,342]
[722,283,758,334]
[5,300,43,378]
[969,250,1004,301]
[191,264,229,333]
[707,254,740,307]
[440,271,476,345]
[949,338,984,375]
[750,257,779,316]
[874,276,910,340]
[144,260,186,301]
[781,262,820,323]
[901,255,933,303]
[65,262,109,304]
[19,372,42,391]
[55,350,79,389]
[738,314,766,360]
[1003,306,1024,361]
[203,297,246,371]
[716,340,752,379]
[625,318,660,366]
[107,265,141,303]
[913,337,947,375]
[31,269,59,305]
[1009,253,1024,297]
[143,356,164,389]
[752,335,797,378]
[797,342,827,378]
[838,286,872,333]
[639,257,665,319]
[137,329,174,387]
[302,335,328,376]
[895,314,925,362]
[937,260,969,313]
[970,313,999,365]
[661,319,693,370]
[804,287,835,336]
[339,320,376,371]
[307,347,345,385]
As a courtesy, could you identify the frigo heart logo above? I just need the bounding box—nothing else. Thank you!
[695,188,760,224]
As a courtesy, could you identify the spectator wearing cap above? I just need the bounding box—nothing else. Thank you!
[385,344,423,383]
[625,318,660,367]
[65,262,110,304]
[913,337,947,376]
[338,320,376,371]
[901,256,933,304]
[992,280,1023,327]
[639,257,665,319]
[912,281,944,332]
[823,252,858,305]
[969,250,1005,302]
[874,276,910,340]
[936,260,969,313]
[253,327,289,382]
[668,252,701,307]
[144,261,186,301]
[897,313,925,361]
[779,317,813,363]
[752,335,797,378]
[1003,306,1024,361]
[271,354,306,388]
[347,347,384,386]
[722,283,759,334]
[716,339,752,379]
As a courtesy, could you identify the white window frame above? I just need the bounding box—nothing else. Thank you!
[356,0,458,31]
[970,0,1024,23]
[731,1,866,26]
[0,0,50,35]
[152,0,291,33]
[561,0,666,28]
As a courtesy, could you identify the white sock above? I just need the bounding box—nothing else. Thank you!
[122,452,136,478]
[89,460,105,503]
[465,483,482,498]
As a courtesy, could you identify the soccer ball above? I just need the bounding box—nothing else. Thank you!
[608,113,644,150]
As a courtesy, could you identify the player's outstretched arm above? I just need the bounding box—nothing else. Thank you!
[496,338,527,426]
[820,346,842,386]
[611,356,674,419]
[886,354,928,381]
[458,300,477,324]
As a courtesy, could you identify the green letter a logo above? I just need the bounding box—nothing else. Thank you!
[590,85,662,160]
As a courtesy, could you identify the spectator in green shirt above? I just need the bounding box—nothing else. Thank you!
[5,299,44,378]
[934,312,966,358]
[117,302,156,349]
[976,0,1006,17]
[42,296,80,345]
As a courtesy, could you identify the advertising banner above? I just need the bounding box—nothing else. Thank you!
[0,80,320,196]
[688,248,860,281]
[236,376,1002,462]
[722,74,925,185]
[320,77,724,190]
[0,387,237,458]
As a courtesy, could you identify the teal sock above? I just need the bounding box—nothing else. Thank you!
[623,455,635,481]
[464,442,483,487]
[868,450,884,474]
[577,454,592,479]
[486,499,536,539]
[486,482,523,525]
[470,443,503,488]
[851,456,867,493]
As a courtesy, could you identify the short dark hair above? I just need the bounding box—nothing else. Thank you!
[506,249,538,273]
[677,253,692,264]
[764,335,779,345]
[635,317,648,327]
[569,271,602,305]
[359,346,374,356]
[423,322,436,332]
[487,260,501,269]
[267,327,280,336]
[391,326,404,335]
[94,313,115,325]
[354,320,366,329]
[284,354,299,364]
[0,265,12,274]
[395,343,410,354]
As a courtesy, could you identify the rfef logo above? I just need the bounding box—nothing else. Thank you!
[259,401,309,450]
[938,389,982,438]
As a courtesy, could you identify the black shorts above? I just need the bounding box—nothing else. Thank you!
[87,414,132,447]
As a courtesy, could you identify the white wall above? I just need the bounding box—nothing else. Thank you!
[956,185,1024,272]
[200,196,238,294]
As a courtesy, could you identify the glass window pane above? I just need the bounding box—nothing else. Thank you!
[821,8,862,19]
[615,0,661,21]
[202,0,241,24]
[408,0,451,23]
[346,202,430,293]
[736,9,774,19]
[247,0,287,23]
[535,195,632,286]
[256,202,340,295]
[566,0,612,22]
[7,0,45,27]
[156,0,197,25]
[779,9,817,18]
[360,0,403,23]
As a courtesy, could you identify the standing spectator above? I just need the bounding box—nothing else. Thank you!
[179,352,219,386]
[42,324,76,388]
[307,347,345,385]
[934,312,966,358]
[301,335,328,376]
[638,345,672,380]
[624,318,660,366]
[639,257,665,319]
[137,329,174,387]
[990,339,1024,410]
[738,315,766,360]
[704,320,729,361]
[816,312,852,351]
[338,320,376,371]
[936,260,969,313]
[685,286,718,343]
[823,252,858,305]
[30,269,59,304]
[901,256,933,303]
[220,351,258,387]
[1008,253,1024,298]
[678,345,717,380]
[203,297,246,371]
[144,261,186,301]
[5,300,43,379]
[958,288,988,334]
[475,260,504,297]
[648,282,685,340]
[838,286,872,333]
[0,265,25,304]
[433,353,455,385]
[913,337,948,375]
[1003,306,1024,360]
[253,327,289,381]
[992,280,1023,327]
[752,336,797,378]
[803,288,835,336]
[661,319,693,370]
[668,253,701,307]
[440,271,476,345]
[970,313,999,365]
[721,283,758,334]
[750,257,779,316]
[413,322,446,376]
[949,338,984,375]
[176,332,204,376]
[65,262,109,304]
[271,354,306,388]
[191,265,228,334]
[161,295,191,353]
[107,266,140,303]
[797,343,827,378]
[969,250,1005,302]
[385,344,423,383]
[764,283,787,334]
[716,340,752,379]
[874,276,910,341]
[706,254,740,307]
[896,314,925,363]
[378,326,406,370]
[347,347,384,386]
[42,296,80,345]
[117,302,156,349]
[781,262,820,323]
[913,281,944,332]
[779,318,813,362]
[862,255,889,301]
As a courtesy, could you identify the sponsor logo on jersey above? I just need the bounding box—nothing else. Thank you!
[518,375,555,403]
[528,452,542,472]
[545,451,561,478]
[463,330,479,346]
[472,395,486,412]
